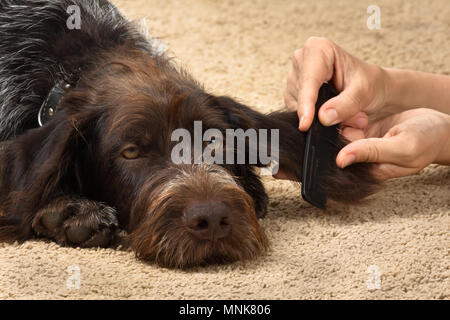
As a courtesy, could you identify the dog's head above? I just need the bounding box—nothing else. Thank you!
[0,49,270,268]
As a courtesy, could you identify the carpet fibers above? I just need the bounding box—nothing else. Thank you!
[0,0,449,299]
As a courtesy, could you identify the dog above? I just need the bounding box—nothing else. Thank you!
[0,0,378,268]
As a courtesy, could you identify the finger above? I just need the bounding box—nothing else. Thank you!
[341,112,368,129]
[291,48,303,73]
[340,127,365,142]
[336,133,407,168]
[297,46,334,131]
[285,69,299,103]
[318,86,364,126]
[297,78,321,131]
[364,113,404,138]
[371,163,420,181]
[284,89,297,111]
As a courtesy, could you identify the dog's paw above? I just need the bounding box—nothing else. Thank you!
[32,198,119,248]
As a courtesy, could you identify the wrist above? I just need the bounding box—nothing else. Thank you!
[382,67,414,114]
[382,67,450,115]
[435,113,450,165]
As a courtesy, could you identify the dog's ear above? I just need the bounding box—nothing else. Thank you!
[212,96,257,130]
[213,96,304,178]
[0,112,89,241]
[213,96,379,204]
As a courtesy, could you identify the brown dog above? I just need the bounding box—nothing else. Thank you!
[0,0,378,268]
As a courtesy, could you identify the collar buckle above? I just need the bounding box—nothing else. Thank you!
[38,81,71,127]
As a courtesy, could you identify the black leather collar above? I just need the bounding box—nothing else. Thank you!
[38,81,72,126]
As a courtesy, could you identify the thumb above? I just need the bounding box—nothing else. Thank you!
[336,133,407,168]
[318,87,363,126]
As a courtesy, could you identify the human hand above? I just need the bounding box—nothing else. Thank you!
[284,37,389,131]
[337,108,450,181]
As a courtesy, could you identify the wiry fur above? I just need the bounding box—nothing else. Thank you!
[0,0,379,268]
[0,0,162,140]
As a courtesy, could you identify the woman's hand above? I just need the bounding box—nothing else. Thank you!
[286,37,450,181]
[337,108,450,181]
[284,37,389,131]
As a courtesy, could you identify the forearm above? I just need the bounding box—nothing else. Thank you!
[383,68,450,115]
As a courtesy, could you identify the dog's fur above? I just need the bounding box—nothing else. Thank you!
[0,0,378,268]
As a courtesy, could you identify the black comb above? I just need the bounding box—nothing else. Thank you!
[301,82,339,209]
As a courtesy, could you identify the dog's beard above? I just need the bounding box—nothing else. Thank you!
[128,164,268,268]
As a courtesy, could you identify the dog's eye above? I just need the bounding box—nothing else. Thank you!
[122,146,140,159]
[210,137,222,150]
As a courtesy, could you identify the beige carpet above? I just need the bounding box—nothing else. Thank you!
[1,0,449,300]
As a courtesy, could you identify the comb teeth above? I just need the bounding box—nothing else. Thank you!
[301,83,339,209]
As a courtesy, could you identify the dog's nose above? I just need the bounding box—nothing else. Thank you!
[184,201,231,241]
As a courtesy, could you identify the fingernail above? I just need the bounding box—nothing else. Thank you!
[355,117,367,129]
[299,115,304,129]
[342,154,355,168]
[323,108,338,126]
